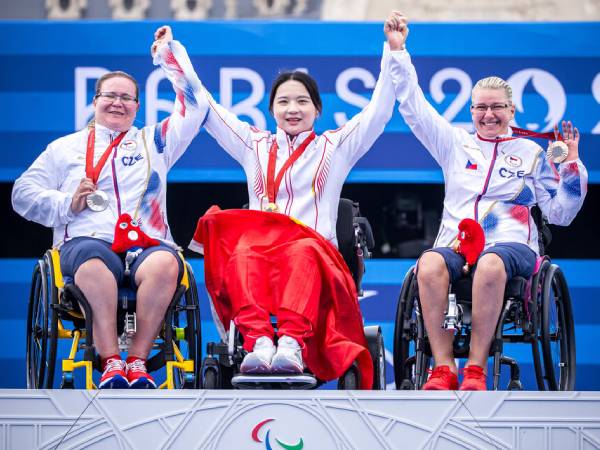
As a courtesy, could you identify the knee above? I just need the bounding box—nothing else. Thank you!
[75,258,115,285]
[137,251,179,286]
[417,252,448,286]
[475,253,506,285]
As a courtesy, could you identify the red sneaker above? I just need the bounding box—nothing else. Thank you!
[422,365,459,390]
[126,357,156,389]
[459,365,487,391]
[99,356,128,389]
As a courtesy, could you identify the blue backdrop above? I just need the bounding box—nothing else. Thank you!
[1,21,599,183]
[1,21,598,390]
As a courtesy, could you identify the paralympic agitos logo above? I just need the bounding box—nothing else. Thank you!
[252,418,304,450]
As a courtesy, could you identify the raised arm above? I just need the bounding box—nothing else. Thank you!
[388,13,458,168]
[151,26,205,168]
[330,12,406,167]
[534,121,587,225]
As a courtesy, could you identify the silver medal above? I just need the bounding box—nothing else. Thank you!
[86,190,109,212]
[546,141,568,163]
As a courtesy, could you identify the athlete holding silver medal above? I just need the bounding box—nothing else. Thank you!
[388,12,587,391]
[12,26,203,389]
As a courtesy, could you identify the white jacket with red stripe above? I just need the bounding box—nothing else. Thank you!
[195,44,397,247]
[12,41,202,248]
[390,50,587,254]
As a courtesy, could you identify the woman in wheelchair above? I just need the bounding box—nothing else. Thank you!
[12,28,203,389]
[389,14,587,390]
[187,14,406,388]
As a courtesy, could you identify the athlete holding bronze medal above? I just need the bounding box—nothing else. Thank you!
[12,26,203,389]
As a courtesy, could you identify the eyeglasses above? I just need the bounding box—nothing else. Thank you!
[96,92,138,104]
[471,103,510,113]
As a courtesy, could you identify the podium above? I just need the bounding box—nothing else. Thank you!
[1,390,599,449]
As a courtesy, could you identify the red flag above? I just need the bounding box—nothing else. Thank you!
[191,206,374,389]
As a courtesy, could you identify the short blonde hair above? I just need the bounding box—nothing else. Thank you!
[472,76,512,104]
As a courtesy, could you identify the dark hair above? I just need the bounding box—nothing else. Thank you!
[95,71,139,101]
[268,71,322,115]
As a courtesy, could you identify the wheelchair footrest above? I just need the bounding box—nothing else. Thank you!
[231,374,317,390]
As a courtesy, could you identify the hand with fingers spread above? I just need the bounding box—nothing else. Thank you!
[71,177,96,214]
[384,11,409,51]
[555,120,580,162]
[151,25,173,57]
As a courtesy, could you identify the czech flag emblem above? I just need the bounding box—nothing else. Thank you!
[466,160,478,170]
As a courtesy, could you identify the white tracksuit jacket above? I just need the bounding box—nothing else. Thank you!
[12,41,202,248]
[390,50,587,254]
[193,43,398,247]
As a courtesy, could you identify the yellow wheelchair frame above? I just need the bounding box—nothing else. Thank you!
[26,248,201,389]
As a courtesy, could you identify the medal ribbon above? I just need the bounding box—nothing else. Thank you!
[86,128,127,184]
[477,126,564,143]
[510,126,563,141]
[267,131,316,203]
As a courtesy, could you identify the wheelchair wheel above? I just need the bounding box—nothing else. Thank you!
[529,259,549,391]
[26,253,58,389]
[540,264,576,390]
[394,267,430,390]
[365,325,386,390]
[200,357,232,389]
[203,367,218,389]
[172,262,202,389]
[337,363,360,390]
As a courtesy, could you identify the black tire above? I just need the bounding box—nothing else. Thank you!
[172,262,202,389]
[541,264,576,391]
[26,261,46,388]
[44,252,59,389]
[338,364,360,390]
[26,254,58,389]
[393,267,416,389]
[530,259,550,390]
[201,358,220,389]
[364,325,386,390]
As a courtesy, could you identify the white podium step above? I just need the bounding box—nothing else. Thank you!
[0,390,599,450]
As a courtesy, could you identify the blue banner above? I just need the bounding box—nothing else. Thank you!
[1,21,599,183]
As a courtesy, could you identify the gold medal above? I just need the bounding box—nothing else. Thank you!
[263,202,279,212]
[546,141,568,163]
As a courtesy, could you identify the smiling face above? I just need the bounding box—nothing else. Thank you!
[471,88,515,139]
[93,76,139,132]
[272,80,318,137]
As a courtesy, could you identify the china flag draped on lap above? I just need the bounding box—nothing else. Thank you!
[190,206,373,389]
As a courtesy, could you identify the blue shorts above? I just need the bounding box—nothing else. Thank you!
[60,237,183,288]
[423,242,537,283]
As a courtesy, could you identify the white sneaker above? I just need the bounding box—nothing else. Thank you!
[240,336,276,374]
[272,336,304,374]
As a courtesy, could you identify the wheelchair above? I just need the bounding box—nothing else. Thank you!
[200,198,387,390]
[393,209,576,391]
[26,247,201,389]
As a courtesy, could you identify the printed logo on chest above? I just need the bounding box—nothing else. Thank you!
[121,154,144,167]
[505,154,522,168]
[499,154,526,179]
[464,159,479,174]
